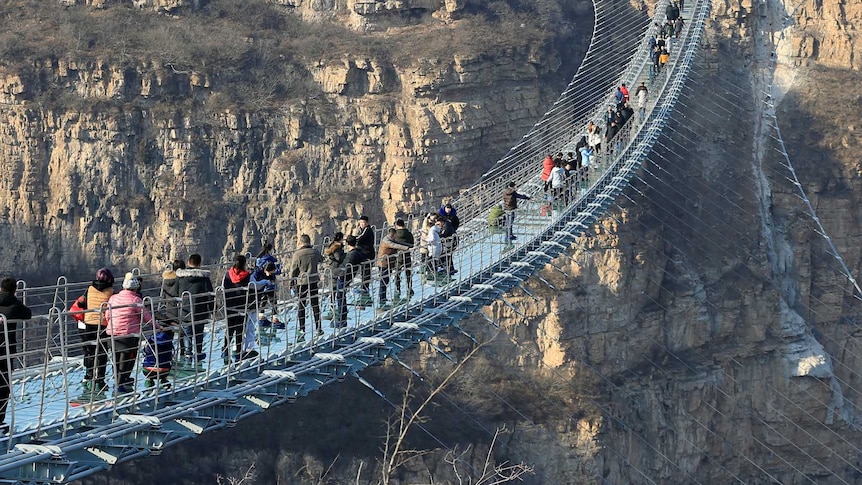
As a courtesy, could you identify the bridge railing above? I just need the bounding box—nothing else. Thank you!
[449,0,661,223]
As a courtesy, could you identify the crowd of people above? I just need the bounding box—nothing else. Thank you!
[510,0,684,222]
[651,1,684,78]
[0,205,467,407]
[0,1,688,430]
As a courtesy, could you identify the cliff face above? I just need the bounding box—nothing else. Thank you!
[11,0,862,483]
[0,1,587,279]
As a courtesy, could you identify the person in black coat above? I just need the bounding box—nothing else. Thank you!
[160,259,185,326]
[176,254,214,363]
[222,255,251,363]
[354,217,375,293]
[343,235,368,293]
[0,277,31,433]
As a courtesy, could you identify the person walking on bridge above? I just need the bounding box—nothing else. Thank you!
[635,82,649,121]
[502,182,531,241]
[222,255,251,364]
[0,277,30,434]
[550,160,567,207]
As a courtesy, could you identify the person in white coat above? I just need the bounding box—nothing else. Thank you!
[421,214,442,275]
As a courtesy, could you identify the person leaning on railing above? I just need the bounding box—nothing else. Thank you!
[354,215,375,294]
[377,228,412,308]
[0,277,30,434]
[342,235,366,308]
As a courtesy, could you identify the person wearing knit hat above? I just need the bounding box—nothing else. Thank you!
[96,268,114,285]
[160,259,185,328]
[105,271,159,394]
[122,273,141,291]
[74,267,116,393]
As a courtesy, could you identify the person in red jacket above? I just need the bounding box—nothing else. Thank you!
[222,254,251,364]
[540,154,555,191]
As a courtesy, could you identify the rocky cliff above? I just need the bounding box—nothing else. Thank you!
[7,0,862,483]
[0,0,588,280]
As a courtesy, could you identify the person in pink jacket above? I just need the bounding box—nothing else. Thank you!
[104,273,160,394]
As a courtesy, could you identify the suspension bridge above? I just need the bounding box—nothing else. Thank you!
[0,0,717,481]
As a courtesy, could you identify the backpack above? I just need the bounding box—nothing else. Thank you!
[488,205,505,227]
[255,254,282,274]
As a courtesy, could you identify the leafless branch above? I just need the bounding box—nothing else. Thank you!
[216,462,256,485]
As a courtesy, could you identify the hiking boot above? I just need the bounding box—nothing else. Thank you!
[93,380,108,394]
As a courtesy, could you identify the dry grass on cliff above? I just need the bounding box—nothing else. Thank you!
[0,0,580,109]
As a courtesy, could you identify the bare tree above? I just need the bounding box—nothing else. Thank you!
[378,335,533,484]
[444,426,534,485]
[216,462,256,485]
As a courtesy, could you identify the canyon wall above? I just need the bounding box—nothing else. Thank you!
[5,0,861,483]
[0,0,587,281]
